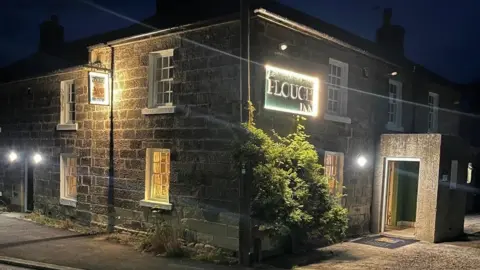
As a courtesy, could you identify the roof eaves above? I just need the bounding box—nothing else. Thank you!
[254,8,401,68]
[88,14,239,50]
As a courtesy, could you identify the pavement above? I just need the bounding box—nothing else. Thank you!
[4,212,480,270]
[0,213,247,270]
[0,263,31,270]
[267,215,480,269]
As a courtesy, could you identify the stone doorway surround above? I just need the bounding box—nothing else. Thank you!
[372,134,470,243]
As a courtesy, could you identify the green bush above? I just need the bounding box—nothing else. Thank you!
[235,113,348,243]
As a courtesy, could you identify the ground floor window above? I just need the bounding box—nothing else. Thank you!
[60,154,77,205]
[324,151,344,195]
[145,148,170,203]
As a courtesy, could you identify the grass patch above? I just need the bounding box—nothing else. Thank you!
[139,222,187,258]
[24,211,101,234]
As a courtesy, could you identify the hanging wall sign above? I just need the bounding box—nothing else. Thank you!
[264,65,319,117]
[89,72,110,105]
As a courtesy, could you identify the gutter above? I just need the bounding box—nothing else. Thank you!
[254,8,400,68]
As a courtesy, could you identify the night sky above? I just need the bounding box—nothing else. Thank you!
[1,0,479,84]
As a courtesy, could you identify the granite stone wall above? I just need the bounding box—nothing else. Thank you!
[0,69,86,217]
[0,14,465,251]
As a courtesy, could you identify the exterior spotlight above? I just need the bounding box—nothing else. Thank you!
[357,155,367,167]
[390,71,398,76]
[33,153,42,164]
[279,43,288,51]
[8,151,17,162]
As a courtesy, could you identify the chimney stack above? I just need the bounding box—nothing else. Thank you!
[39,15,64,54]
[376,8,405,55]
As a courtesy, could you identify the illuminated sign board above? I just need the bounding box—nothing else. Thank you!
[264,65,319,117]
[89,72,110,105]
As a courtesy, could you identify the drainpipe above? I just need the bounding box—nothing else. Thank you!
[411,65,417,132]
[239,0,252,266]
[107,45,115,233]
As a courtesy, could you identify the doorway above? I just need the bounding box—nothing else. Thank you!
[382,159,420,237]
[25,162,34,212]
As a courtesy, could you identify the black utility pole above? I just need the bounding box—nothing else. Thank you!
[239,0,252,266]
[107,45,115,233]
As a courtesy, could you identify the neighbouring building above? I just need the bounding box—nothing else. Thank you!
[0,0,474,252]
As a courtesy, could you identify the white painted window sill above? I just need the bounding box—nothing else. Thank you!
[60,198,77,207]
[56,123,78,131]
[385,123,404,132]
[142,106,176,115]
[140,200,172,210]
[324,113,351,124]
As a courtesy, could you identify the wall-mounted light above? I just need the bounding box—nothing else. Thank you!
[356,155,367,168]
[390,71,398,76]
[279,43,288,51]
[8,151,17,162]
[33,153,42,164]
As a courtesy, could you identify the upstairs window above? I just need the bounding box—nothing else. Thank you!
[57,80,77,130]
[387,79,403,130]
[148,49,174,108]
[327,58,349,116]
[428,92,439,132]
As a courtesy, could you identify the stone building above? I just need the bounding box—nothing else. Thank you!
[0,0,471,251]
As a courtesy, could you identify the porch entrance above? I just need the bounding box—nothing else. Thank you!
[383,159,420,237]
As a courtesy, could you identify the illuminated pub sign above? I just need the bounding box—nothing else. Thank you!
[89,72,110,105]
[264,65,320,117]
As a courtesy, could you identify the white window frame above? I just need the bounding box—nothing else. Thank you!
[324,151,344,195]
[57,80,78,131]
[60,154,77,207]
[325,58,350,124]
[428,92,439,132]
[386,79,403,131]
[140,148,172,210]
[143,49,176,115]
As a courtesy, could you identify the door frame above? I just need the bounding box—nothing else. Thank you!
[381,157,421,232]
[23,160,28,212]
[23,160,34,212]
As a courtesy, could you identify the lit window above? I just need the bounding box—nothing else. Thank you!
[324,151,344,195]
[57,80,76,130]
[428,92,439,132]
[468,162,473,184]
[145,149,170,203]
[327,58,349,116]
[148,49,174,107]
[60,154,77,206]
[387,79,403,129]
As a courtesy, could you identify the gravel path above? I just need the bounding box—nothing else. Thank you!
[298,241,480,270]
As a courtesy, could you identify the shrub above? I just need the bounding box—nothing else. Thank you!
[235,113,348,243]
